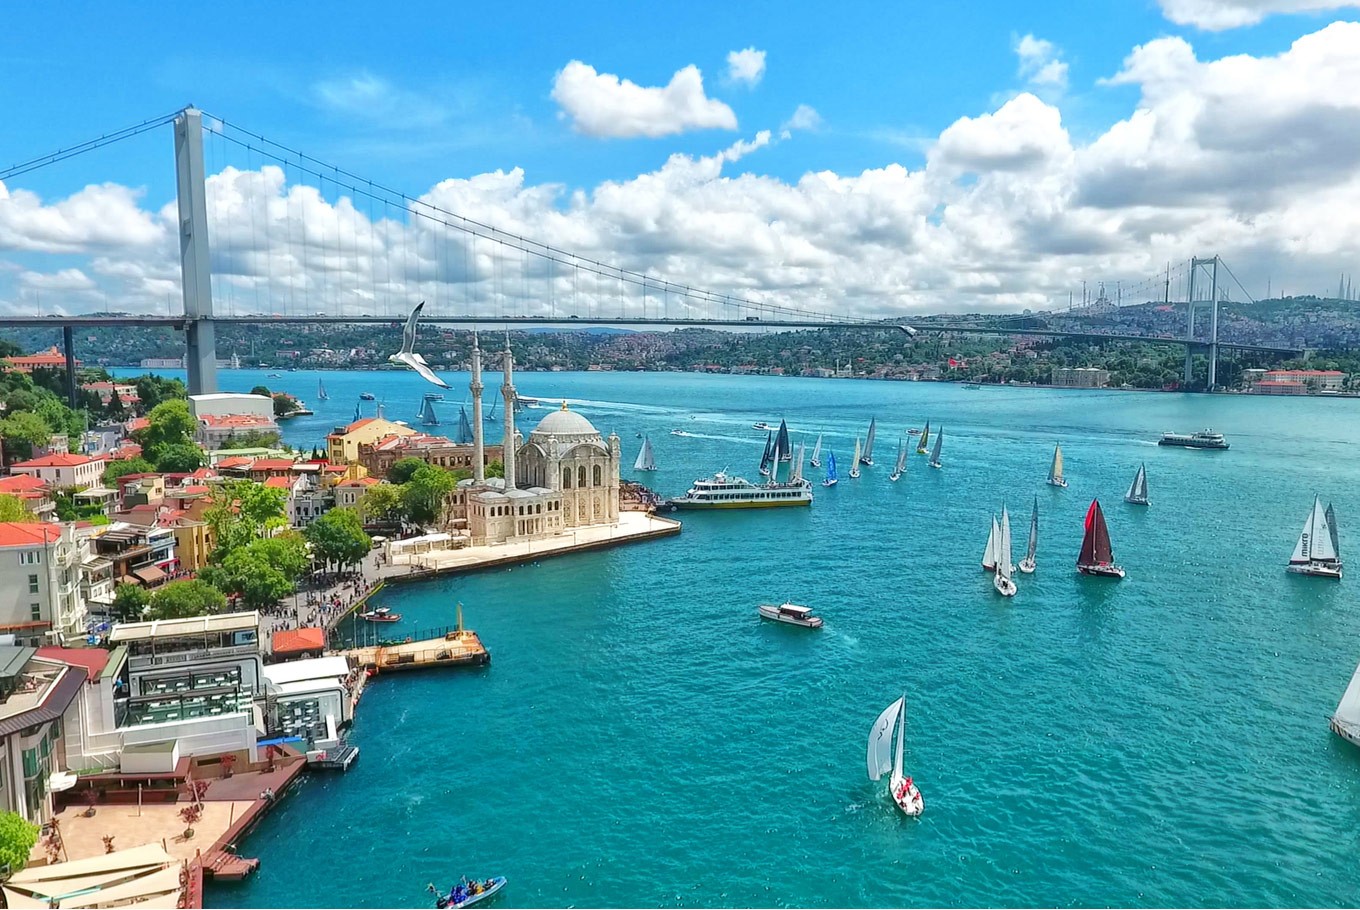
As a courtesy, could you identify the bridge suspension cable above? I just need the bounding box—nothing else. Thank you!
[0,109,185,182]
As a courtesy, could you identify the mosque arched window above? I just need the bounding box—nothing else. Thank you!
[593,465,602,486]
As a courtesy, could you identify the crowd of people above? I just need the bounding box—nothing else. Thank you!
[258,552,383,643]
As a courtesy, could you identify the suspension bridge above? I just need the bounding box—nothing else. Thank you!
[0,107,1300,397]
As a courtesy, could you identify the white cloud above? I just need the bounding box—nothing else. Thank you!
[19,268,95,291]
[313,72,448,129]
[1015,34,1069,91]
[726,47,767,86]
[780,104,823,137]
[551,60,737,138]
[1158,0,1360,29]
[4,24,1360,317]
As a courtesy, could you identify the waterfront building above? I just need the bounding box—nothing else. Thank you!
[357,432,503,479]
[270,627,326,662]
[0,523,89,646]
[196,412,281,448]
[1262,369,1346,392]
[9,452,106,490]
[188,392,273,422]
[2,346,77,374]
[262,655,356,750]
[1052,367,1111,388]
[1255,379,1307,395]
[326,416,416,464]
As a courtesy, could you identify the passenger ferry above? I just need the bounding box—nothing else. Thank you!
[1157,428,1230,450]
[663,471,813,510]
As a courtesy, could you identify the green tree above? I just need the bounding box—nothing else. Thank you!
[0,494,30,522]
[306,508,371,571]
[112,583,150,622]
[249,533,310,579]
[357,484,405,524]
[220,547,293,610]
[249,385,272,398]
[402,464,456,525]
[153,443,205,474]
[485,460,505,479]
[387,457,427,485]
[103,456,156,486]
[221,430,282,450]
[147,579,228,620]
[133,375,186,411]
[140,400,197,456]
[0,811,39,874]
[272,393,301,418]
[236,481,288,531]
[0,410,51,460]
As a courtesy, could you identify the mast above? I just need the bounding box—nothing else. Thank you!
[893,694,905,780]
[456,406,474,445]
[999,508,1013,580]
[1327,503,1341,564]
[826,450,838,482]
[850,438,862,477]
[1080,500,1113,566]
[917,422,930,454]
[634,437,655,472]
[863,418,877,464]
[1050,445,1063,484]
[1079,501,1099,566]
[776,420,792,463]
[759,432,774,476]
[894,438,906,474]
[983,516,998,569]
[811,434,822,465]
[1026,497,1038,562]
[929,428,943,466]
[791,441,806,483]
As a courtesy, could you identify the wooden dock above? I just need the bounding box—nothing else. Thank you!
[342,630,490,674]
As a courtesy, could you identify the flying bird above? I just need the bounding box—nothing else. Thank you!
[388,301,451,389]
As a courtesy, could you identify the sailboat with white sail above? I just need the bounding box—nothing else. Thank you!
[1018,497,1038,574]
[916,422,931,455]
[867,695,923,817]
[810,434,823,469]
[1287,495,1342,579]
[849,438,862,478]
[1124,463,1149,506]
[994,507,1017,597]
[822,451,839,487]
[860,418,877,466]
[634,436,657,472]
[889,438,907,482]
[317,378,329,401]
[418,394,441,427]
[982,515,1000,572]
[1330,660,1360,748]
[1077,499,1124,578]
[1047,444,1067,488]
[790,441,806,484]
[928,428,943,469]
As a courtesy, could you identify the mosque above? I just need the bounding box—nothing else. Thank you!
[451,335,621,545]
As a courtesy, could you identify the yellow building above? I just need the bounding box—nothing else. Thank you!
[326,417,417,465]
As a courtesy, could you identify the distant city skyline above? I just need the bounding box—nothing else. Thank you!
[1,1,1360,318]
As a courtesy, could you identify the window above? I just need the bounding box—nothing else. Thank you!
[28,574,39,594]
[562,468,571,489]
[30,604,41,621]
[593,465,602,486]
[578,466,587,488]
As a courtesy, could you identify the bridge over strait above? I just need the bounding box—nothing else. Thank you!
[0,108,1296,398]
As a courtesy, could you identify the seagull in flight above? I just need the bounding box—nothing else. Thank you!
[388,301,451,388]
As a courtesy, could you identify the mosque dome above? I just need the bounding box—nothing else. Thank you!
[529,402,601,441]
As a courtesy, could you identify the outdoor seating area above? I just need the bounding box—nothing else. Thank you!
[125,686,251,725]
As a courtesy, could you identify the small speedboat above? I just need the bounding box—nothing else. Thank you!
[907,427,922,436]
[360,392,376,401]
[359,607,402,623]
[753,422,775,431]
[429,877,506,909]
[758,602,823,628]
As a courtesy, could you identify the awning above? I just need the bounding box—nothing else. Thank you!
[131,565,166,585]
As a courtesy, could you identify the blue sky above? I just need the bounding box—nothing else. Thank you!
[2,0,1359,316]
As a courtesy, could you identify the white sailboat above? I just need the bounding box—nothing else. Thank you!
[810,434,823,469]
[317,378,329,401]
[1331,660,1360,748]
[927,428,943,469]
[889,437,907,482]
[1287,495,1342,579]
[849,438,862,478]
[790,441,807,484]
[994,507,1017,596]
[1047,444,1067,488]
[860,418,877,466]
[1124,463,1149,505]
[1018,497,1038,574]
[982,515,1000,571]
[634,436,657,472]
[866,695,923,817]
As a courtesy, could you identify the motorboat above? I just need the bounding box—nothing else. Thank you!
[359,607,403,623]
[664,471,812,510]
[758,602,823,628]
[753,421,775,431]
[429,877,506,909]
[360,392,377,401]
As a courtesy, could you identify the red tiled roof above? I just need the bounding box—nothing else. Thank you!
[115,473,159,487]
[251,459,298,471]
[215,456,252,469]
[12,453,100,468]
[322,464,348,473]
[262,476,294,489]
[343,418,376,433]
[338,476,379,487]
[125,417,150,432]
[0,523,61,547]
[36,647,111,681]
[0,475,47,493]
[179,485,210,495]
[4,347,76,369]
[271,627,327,654]
[199,414,276,428]
[110,443,143,460]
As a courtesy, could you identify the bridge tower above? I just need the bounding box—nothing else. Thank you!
[1183,256,1220,390]
[174,108,218,395]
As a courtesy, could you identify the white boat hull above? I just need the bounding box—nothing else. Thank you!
[757,605,823,628]
[810,460,821,468]
[981,562,996,572]
[889,473,901,482]
[1124,496,1148,505]
[928,462,941,469]
[1287,563,1343,579]
[1048,479,1067,488]
[1331,716,1360,748]
[993,575,1017,597]
[849,469,860,478]
[1078,563,1125,579]
[889,773,923,817]
[822,479,838,488]
[1018,558,1036,574]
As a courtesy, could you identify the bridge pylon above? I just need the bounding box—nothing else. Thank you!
[174,108,217,395]
[1184,256,1221,390]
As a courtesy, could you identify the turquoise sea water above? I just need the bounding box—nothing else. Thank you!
[173,369,1360,908]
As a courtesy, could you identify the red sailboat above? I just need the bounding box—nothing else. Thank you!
[1077,499,1125,579]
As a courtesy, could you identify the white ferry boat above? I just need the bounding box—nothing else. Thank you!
[664,471,813,510]
[1158,428,1229,450]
